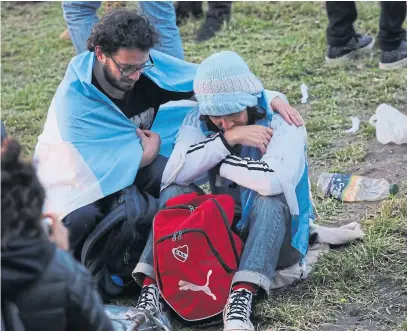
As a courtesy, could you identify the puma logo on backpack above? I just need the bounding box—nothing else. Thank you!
[179,269,217,301]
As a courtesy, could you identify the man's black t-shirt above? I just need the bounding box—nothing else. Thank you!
[92,73,194,130]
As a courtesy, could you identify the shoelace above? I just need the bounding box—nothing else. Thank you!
[137,285,159,311]
[225,289,253,323]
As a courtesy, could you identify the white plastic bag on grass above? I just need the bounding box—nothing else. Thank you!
[369,104,407,145]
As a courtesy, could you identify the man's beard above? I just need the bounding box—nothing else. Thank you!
[103,64,135,92]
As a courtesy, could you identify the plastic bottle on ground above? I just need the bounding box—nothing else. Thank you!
[316,172,398,202]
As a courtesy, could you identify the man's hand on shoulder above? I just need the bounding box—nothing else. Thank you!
[271,96,304,127]
[136,128,161,168]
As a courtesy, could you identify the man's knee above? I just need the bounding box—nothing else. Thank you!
[135,155,168,198]
[62,202,103,253]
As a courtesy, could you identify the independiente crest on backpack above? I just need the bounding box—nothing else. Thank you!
[172,245,189,262]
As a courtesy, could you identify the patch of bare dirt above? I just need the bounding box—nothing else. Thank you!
[298,103,407,226]
[319,281,407,331]
[313,140,407,226]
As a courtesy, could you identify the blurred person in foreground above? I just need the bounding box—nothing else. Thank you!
[1,138,113,331]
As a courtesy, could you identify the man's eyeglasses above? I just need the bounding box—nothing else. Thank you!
[107,52,155,76]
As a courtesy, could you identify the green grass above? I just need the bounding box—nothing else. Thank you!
[334,142,367,165]
[2,2,407,330]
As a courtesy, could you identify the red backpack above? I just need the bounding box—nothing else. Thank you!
[153,192,244,324]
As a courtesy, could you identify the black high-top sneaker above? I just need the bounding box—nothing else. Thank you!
[379,41,407,70]
[325,34,375,64]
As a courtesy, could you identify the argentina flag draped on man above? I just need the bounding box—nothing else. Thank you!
[34,49,198,219]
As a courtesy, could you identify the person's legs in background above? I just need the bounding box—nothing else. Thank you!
[139,1,185,60]
[326,1,358,47]
[62,1,184,59]
[175,1,203,25]
[196,1,232,43]
[378,1,407,70]
[224,194,299,331]
[325,1,374,63]
[62,1,101,54]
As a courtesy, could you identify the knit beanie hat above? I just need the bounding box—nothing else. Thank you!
[193,51,264,117]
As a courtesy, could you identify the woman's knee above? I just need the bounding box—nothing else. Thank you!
[252,194,288,216]
[159,184,203,208]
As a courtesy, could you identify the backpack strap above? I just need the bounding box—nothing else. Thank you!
[81,202,126,271]
[211,198,241,267]
[80,202,129,298]
[235,190,255,238]
[2,299,26,331]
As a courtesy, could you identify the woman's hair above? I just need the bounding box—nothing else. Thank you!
[199,106,267,132]
[87,9,160,54]
[1,139,45,249]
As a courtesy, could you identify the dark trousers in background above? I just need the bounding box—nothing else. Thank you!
[326,1,406,51]
[208,1,232,18]
[178,1,232,18]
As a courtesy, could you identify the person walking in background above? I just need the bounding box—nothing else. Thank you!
[176,1,232,42]
[325,1,407,70]
[139,1,185,59]
[59,1,124,41]
[61,1,101,54]
[62,1,185,59]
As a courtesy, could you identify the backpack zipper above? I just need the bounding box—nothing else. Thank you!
[123,246,130,265]
[161,204,195,242]
[171,230,184,241]
[164,204,195,212]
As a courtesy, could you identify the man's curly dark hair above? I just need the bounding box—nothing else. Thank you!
[1,139,45,249]
[87,9,160,54]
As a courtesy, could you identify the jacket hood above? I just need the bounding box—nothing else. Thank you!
[1,236,55,301]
